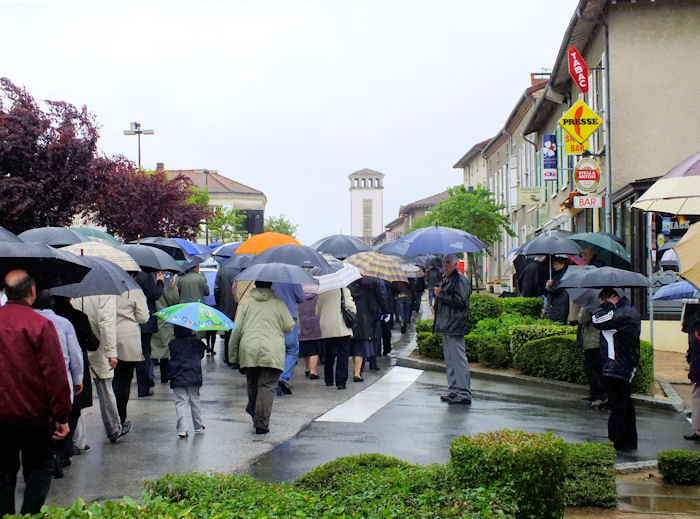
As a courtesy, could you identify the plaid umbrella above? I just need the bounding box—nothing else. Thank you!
[61,241,141,272]
[632,152,700,215]
[344,252,409,284]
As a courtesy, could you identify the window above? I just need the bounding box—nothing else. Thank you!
[363,199,373,237]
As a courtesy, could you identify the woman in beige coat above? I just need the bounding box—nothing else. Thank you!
[316,287,355,390]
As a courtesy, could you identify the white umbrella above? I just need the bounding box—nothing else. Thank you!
[301,263,362,294]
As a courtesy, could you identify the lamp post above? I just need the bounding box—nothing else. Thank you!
[122,121,154,169]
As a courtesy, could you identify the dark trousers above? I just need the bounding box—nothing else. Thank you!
[223,329,233,365]
[324,336,350,387]
[604,377,637,450]
[0,424,53,516]
[245,367,282,431]
[112,361,138,424]
[159,358,170,383]
[584,348,606,400]
[135,333,153,396]
[381,319,392,355]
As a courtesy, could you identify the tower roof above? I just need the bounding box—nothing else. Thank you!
[348,168,385,179]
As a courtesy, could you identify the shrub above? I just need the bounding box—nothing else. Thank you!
[468,294,502,329]
[658,449,700,484]
[632,339,654,395]
[509,324,577,356]
[464,333,482,361]
[476,334,512,368]
[513,334,587,384]
[415,319,433,333]
[500,297,544,319]
[295,453,411,491]
[450,430,567,519]
[564,442,617,508]
[39,496,178,518]
[417,332,443,359]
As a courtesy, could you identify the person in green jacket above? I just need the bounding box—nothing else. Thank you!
[228,281,295,434]
[175,265,209,304]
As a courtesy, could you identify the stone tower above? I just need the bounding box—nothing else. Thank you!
[349,169,384,243]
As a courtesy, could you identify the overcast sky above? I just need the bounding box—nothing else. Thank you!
[1,0,578,244]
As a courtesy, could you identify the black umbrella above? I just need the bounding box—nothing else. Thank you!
[310,234,371,259]
[558,266,650,289]
[182,254,205,272]
[0,242,92,290]
[251,244,330,269]
[51,256,140,298]
[221,253,254,272]
[117,244,184,273]
[18,227,89,248]
[130,237,191,261]
[0,226,22,243]
[234,262,318,285]
[599,232,625,245]
[519,234,583,256]
[560,265,599,312]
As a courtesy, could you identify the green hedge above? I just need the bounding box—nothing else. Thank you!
[509,324,577,356]
[415,319,433,334]
[658,449,700,484]
[417,331,443,359]
[468,295,544,330]
[564,442,617,508]
[634,339,654,395]
[450,430,567,519]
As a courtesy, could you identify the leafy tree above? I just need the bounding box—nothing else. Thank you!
[264,214,298,238]
[0,77,103,232]
[88,159,212,241]
[207,207,247,243]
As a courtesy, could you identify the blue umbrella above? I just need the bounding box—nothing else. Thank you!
[208,241,223,249]
[251,244,330,269]
[173,238,210,256]
[652,280,700,301]
[155,302,236,331]
[382,225,487,256]
[212,242,242,258]
[234,262,318,285]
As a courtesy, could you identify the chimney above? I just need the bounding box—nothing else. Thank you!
[156,162,165,173]
[530,72,551,86]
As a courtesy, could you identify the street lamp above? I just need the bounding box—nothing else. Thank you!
[122,121,154,169]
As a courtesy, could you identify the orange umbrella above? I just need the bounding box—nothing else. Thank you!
[235,232,301,254]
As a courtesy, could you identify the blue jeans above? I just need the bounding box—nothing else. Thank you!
[398,300,411,324]
[428,288,436,308]
[280,322,299,383]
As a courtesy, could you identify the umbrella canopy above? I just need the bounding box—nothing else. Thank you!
[18,227,89,248]
[221,253,254,272]
[0,226,23,243]
[117,244,184,273]
[652,280,700,301]
[344,252,409,284]
[156,302,236,331]
[599,232,625,245]
[61,241,141,272]
[384,225,487,256]
[558,266,651,289]
[301,263,363,294]
[212,242,242,258]
[320,253,344,267]
[632,152,700,215]
[173,238,211,257]
[131,237,192,261]
[519,234,583,256]
[69,227,121,245]
[560,265,599,312]
[400,262,424,278]
[569,232,632,270]
[51,255,140,298]
[234,262,317,285]
[236,232,301,255]
[676,221,700,288]
[0,242,92,290]
[208,241,223,249]
[310,234,371,259]
[251,244,330,269]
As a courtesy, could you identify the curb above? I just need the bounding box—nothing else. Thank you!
[615,460,657,474]
[658,380,686,413]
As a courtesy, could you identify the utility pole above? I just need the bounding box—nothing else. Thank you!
[123,121,154,169]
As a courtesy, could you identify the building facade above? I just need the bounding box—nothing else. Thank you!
[349,169,384,243]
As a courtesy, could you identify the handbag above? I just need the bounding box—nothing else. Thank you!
[340,289,359,329]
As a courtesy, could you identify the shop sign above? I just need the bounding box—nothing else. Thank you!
[517,187,544,206]
[559,100,602,144]
[564,132,589,154]
[573,158,601,193]
[568,46,589,93]
[542,134,557,181]
[573,196,602,209]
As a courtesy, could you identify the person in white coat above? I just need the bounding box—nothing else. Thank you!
[317,287,355,390]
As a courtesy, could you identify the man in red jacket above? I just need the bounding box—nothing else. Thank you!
[0,269,72,516]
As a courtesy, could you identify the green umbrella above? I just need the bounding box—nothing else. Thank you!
[70,227,121,245]
[569,232,631,270]
[155,302,236,332]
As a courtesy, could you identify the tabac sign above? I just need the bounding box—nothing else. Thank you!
[568,46,589,93]
[559,100,602,144]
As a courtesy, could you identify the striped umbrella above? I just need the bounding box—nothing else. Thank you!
[61,241,141,272]
[344,252,409,284]
[632,152,700,215]
[302,263,362,294]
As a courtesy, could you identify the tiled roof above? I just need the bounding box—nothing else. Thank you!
[167,169,264,196]
[348,168,384,178]
[400,190,451,214]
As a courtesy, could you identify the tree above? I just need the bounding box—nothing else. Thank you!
[0,77,103,232]
[88,159,212,241]
[264,214,298,238]
[207,207,247,243]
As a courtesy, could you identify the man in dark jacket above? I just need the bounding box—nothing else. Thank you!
[683,303,700,441]
[543,256,569,324]
[134,271,164,397]
[214,261,239,365]
[433,254,471,405]
[518,257,547,297]
[592,287,640,450]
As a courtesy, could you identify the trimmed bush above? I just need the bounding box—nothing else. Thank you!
[450,430,568,519]
[500,297,544,319]
[509,324,577,356]
[468,294,502,329]
[417,331,443,359]
[415,318,433,333]
[513,334,587,384]
[463,333,482,361]
[564,442,617,508]
[633,339,654,395]
[476,334,512,368]
[658,449,700,484]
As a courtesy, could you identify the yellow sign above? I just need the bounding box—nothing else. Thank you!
[559,100,602,144]
[564,132,589,154]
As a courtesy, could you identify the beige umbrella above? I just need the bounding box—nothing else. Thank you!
[61,241,141,272]
[675,221,700,288]
[632,152,700,214]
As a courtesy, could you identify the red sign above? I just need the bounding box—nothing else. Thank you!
[568,46,589,93]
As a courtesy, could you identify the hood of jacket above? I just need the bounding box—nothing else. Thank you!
[250,287,274,302]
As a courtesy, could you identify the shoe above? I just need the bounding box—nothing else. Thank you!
[278,380,292,395]
[440,393,456,402]
[211,350,216,355]
[354,376,364,382]
[178,432,188,438]
[445,396,471,405]
[401,324,407,334]
[337,384,346,390]
[255,427,269,434]
[195,425,206,433]
[138,391,154,397]
[276,387,284,396]
[108,431,120,444]
[305,371,310,377]
[684,432,700,441]
[590,399,608,407]
[309,373,319,380]
[119,421,133,438]
[149,380,155,387]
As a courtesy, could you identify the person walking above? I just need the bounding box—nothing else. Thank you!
[228,281,295,434]
[425,263,442,309]
[592,287,640,451]
[271,282,305,395]
[134,270,164,397]
[433,254,472,405]
[168,325,207,438]
[578,306,606,406]
[317,286,355,390]
[348,277,379,382]
[542,256,569,324]
[683,303,700,441]
[298,292,323,379]
[214,263,238,365]
[176,264,210,304]
[150,274,179,384]
[0,270,72,516]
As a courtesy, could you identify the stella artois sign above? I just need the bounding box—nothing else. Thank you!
[573,158,601,194]
[568,46,589,93]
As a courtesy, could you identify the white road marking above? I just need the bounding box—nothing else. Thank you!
[316,366,424,423]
